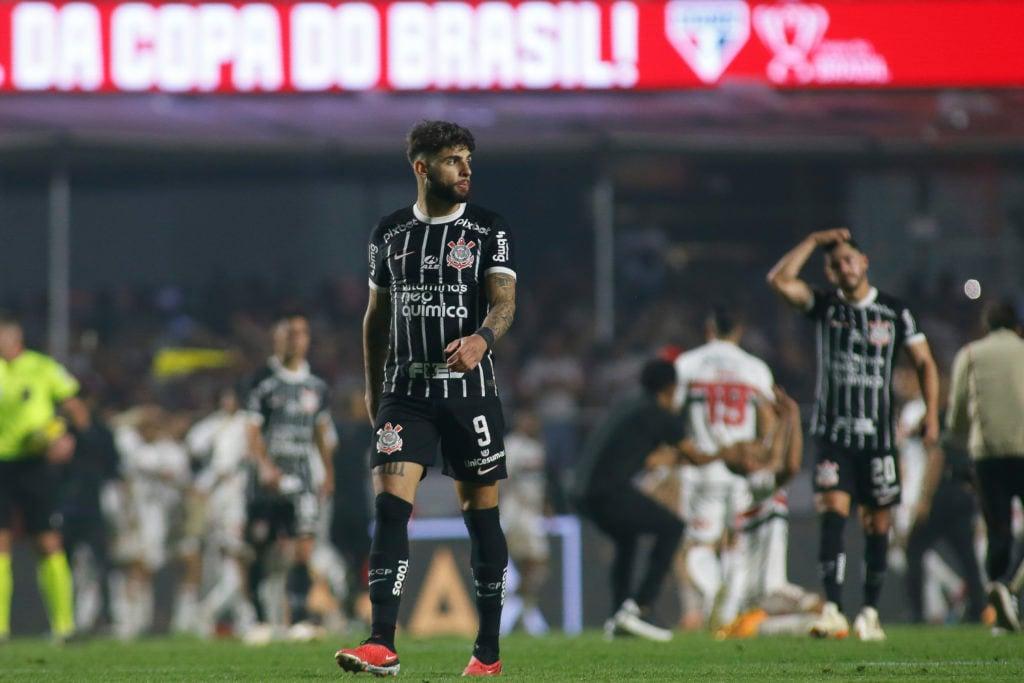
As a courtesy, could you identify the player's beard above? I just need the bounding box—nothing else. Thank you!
[839,271,866,294]
[425,167,469,205]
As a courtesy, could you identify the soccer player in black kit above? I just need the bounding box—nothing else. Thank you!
[335,121,516,677]
[767,228,940,640]
[245,313,335,636]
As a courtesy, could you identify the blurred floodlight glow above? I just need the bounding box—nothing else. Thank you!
[964,279,982,300]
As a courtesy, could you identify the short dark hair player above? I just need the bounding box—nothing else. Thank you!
[767,229,940,640]
[335,121,517,677]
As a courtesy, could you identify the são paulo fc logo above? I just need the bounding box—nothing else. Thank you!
[376,423,404,455]
[665,1,750,84]
[446,237,476,271]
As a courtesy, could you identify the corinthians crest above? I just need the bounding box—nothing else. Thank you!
[446,237,476,271]
[816,459,840,489]
[376,422,404,455]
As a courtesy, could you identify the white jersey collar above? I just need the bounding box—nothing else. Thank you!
[274,360,310,383]
[413,202,466,225]
[837,286,878,309]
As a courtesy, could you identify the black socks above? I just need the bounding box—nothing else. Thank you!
[863,532,889,608]
[367,492,413,650]
[819,510,847,610]
[286,562,312,624]
[364,495,507,662]
[463,507,508,665]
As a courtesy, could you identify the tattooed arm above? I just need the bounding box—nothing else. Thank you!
[445,273,517,373]
[479,273,517,340]
[363,287,392,426]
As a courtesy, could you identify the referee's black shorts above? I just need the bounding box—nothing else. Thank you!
[372,393,507,483]
[0,457,63,534]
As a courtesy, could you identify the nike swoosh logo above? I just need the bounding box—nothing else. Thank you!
[368,578,388,585]
[393,251,415,260]
[477,465,500,476]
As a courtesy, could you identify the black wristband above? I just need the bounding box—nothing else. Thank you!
[475,327,495,350]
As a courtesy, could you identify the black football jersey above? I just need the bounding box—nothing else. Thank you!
[245,359,330,478]
[805,287,925,451]
[368,203,516,399]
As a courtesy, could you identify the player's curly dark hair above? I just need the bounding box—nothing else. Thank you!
[406,120,476,163]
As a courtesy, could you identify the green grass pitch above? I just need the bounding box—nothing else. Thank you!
[1,627,1022,681]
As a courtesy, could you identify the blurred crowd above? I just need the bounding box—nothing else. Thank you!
[1,259,1011,637]
[2,258,988,470]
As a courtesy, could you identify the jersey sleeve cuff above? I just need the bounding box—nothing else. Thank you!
[484,266,516,278]
[368,278,386,291]
[904,333,927,347]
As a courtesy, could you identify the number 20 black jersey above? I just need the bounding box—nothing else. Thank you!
[368,203,515,399]
[805,287,925,452]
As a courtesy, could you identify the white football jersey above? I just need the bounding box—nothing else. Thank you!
[503,432,546,514]
[187,410,250,500]
[116,427,190,508]
[675,339,774,484]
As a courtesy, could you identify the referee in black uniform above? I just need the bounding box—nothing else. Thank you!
[768,228,940,640]
[336,121,517,678]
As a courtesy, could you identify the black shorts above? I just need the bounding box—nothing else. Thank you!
[813,439,901,508]
[372,393,507,483]
[0,457,62,534]
[246,496,309,545]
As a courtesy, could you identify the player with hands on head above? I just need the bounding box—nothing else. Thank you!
[767,228,940,641]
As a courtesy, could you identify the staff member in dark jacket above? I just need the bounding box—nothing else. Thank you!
[575,359,716,643]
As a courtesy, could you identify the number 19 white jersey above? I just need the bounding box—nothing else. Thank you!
[674,339,774,479]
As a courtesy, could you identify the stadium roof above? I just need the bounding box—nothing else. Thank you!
[1,89,1023,162]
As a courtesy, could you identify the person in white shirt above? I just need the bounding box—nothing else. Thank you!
[499,409,550,636]
[111,406,190,639]
[186,386,257,637]
[716,387,826,639]
[674,306,774,629]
